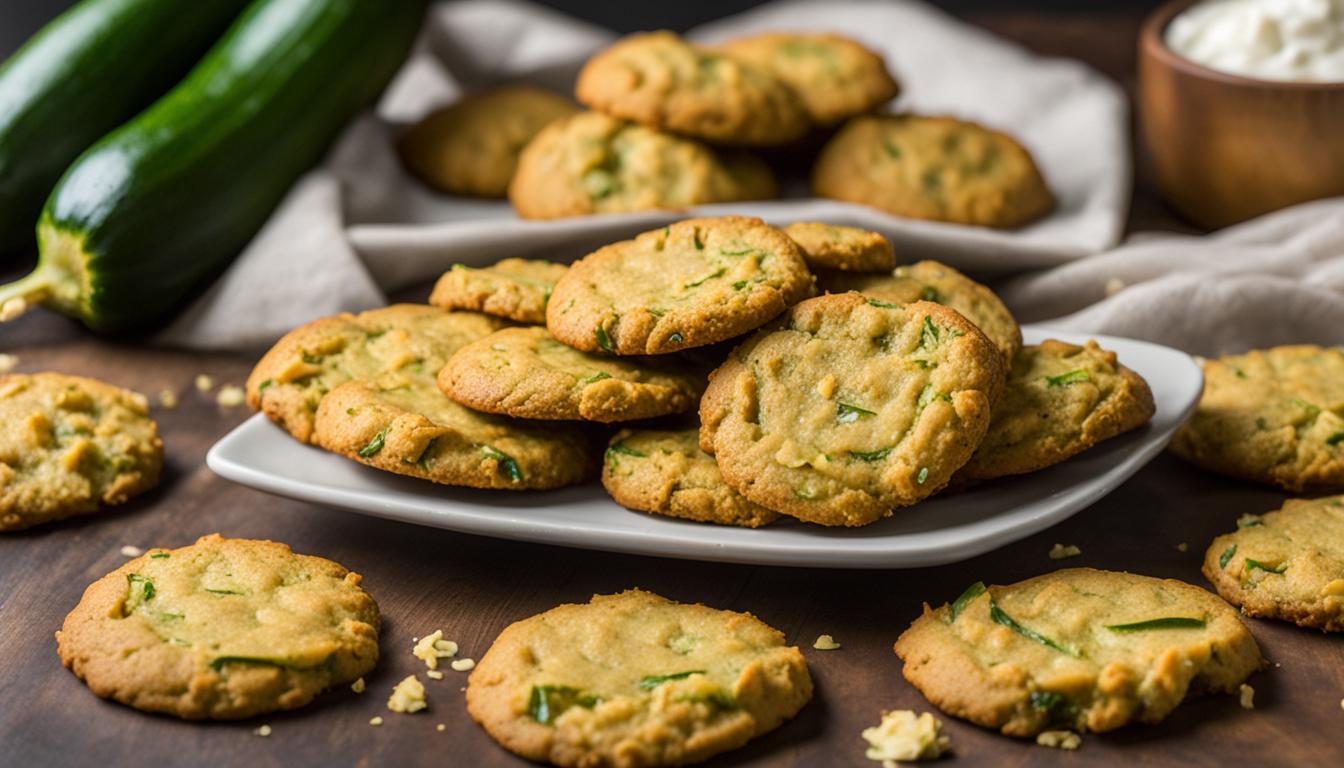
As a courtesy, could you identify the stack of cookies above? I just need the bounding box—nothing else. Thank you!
[245,214,1154,528]
[398,29,1055,228]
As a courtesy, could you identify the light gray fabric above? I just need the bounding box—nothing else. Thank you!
[156,0,1129,350]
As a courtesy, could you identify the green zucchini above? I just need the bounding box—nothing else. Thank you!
[0,0,426,331]
[0,0,247,254]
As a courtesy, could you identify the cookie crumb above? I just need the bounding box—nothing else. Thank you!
[412,629,459,670]
[812,634,841,650]
[120,545,144,557]
[156,390,178,409]
[1339,698,1343,711]
[351,677,366,693]
[1048,543,1081,560]
[1036,730,1082,750]
[450,658,476,672]
[426,670,444,680]
[1176,542,1188,552]
[194,374,214,392]
[862,710,950,764]
[1239,683,1255,709]
[253,724,272,737]
[1103,277,1126,297]
[436,723,446,732]
[216,385,245,407]
[0,353,17,373]
[388,675,427,713]
[369,716,383,727]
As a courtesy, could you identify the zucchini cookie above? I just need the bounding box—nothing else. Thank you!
[1170,345,1344,492]
[820,260,1021,367]
[429,258,569,325]
[699,293,1004,526]
[575,31,810,146]
[0,372,162,532]
[812,115,1054,228]
[602,430,779,528]
[717,32,900,126]
[1203,496,1344,632]
[782,222,896,273]
[246,304,505,443]
[466,589,811,766]
[440,326,706,423]
[952,340,1155,483]
[547,216,813,356]
[56,534,379,719]
[509,111,775,219]
[398,85,578,197]
[314,373,594,492]
[894,568,1264,737]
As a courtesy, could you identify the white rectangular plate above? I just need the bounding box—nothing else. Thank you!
[207,328,1201,568]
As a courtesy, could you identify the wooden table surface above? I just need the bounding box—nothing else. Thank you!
[2,8,1340,768]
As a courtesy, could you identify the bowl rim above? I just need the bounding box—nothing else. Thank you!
[1143,0,1344,91]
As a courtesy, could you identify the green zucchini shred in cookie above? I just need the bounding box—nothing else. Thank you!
[948,581,986,622]
[528,685,600,724]
[1105,617,1206,632]
[1244,558,1287,575]
[835,402,875,423]
[480,446,523,482]
[988,596,1081,657]
[1220,544,1237,569]
[1045,369,1090,388]
[357,427,389,457]
[637,670,704,690]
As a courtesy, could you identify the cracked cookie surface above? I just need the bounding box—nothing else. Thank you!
[0,372,162,532]
[440,326,705,422]
[57,534,379,719]
[1171,345,1344,492]
[894,568,1263,737]
[699,293,1004,526]
[466,589,811,767]
[602,429,778,528]
[1203,495,1344,632]
[547,216,813,356]
[812,115,1054,228]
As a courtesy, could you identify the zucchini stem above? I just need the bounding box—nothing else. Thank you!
[0,270,52,322]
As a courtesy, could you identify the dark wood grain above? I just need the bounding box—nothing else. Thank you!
[1,9,1339,768]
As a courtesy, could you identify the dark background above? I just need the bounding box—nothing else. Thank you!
[4,1,1167,57]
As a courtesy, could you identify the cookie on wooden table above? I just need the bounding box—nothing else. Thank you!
[466,589,811,767]
[699,293,1004,526]
[509,112,775,219]
[398,85,579,197]
[894,568,1264,737]
[1171,345,1344,492]
[819,260,1021,367]
[56,534,379,719]
[602,429,779,528]
[246,304,505,443]
[783,222,896,273]
[439,326,705,422]
[429,258,570,325]
[1203,496,1344,632]
[546,216,813,356]
[576,31,810,146]
[0,372,162,532]
[812,115,1054,228]
[952,340,1155,483]
[718,32,900,126]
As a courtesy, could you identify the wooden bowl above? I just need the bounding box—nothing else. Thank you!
[1139,0,1344,229]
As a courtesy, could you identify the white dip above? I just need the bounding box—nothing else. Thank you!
[1166,0,1344,81]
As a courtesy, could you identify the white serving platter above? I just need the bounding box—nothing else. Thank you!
[207,328,1201,569]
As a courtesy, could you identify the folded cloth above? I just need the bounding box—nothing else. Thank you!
[157,0,1128,350]
[998,197,1344,356]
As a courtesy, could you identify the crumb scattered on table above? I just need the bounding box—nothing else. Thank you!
[156,389,178,409]
[216,385,245,407]
[413,629,459,670]
[1240,684,1255,709]
[388,675,427,713]
[450,658,475,672]
[253,724,272,737]
[1048,543,1081,560]
[351,677,366,693]
[427,670,444,680]
[862,710,950,764]
[119,545,143,557]
[369,716,383,727]
[1036,730,1082,750]
[813,634,841,650]
[194,374,214,392]
[436,723,446,732]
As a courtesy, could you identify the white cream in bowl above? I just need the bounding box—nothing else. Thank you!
[1167,0,1344,81]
